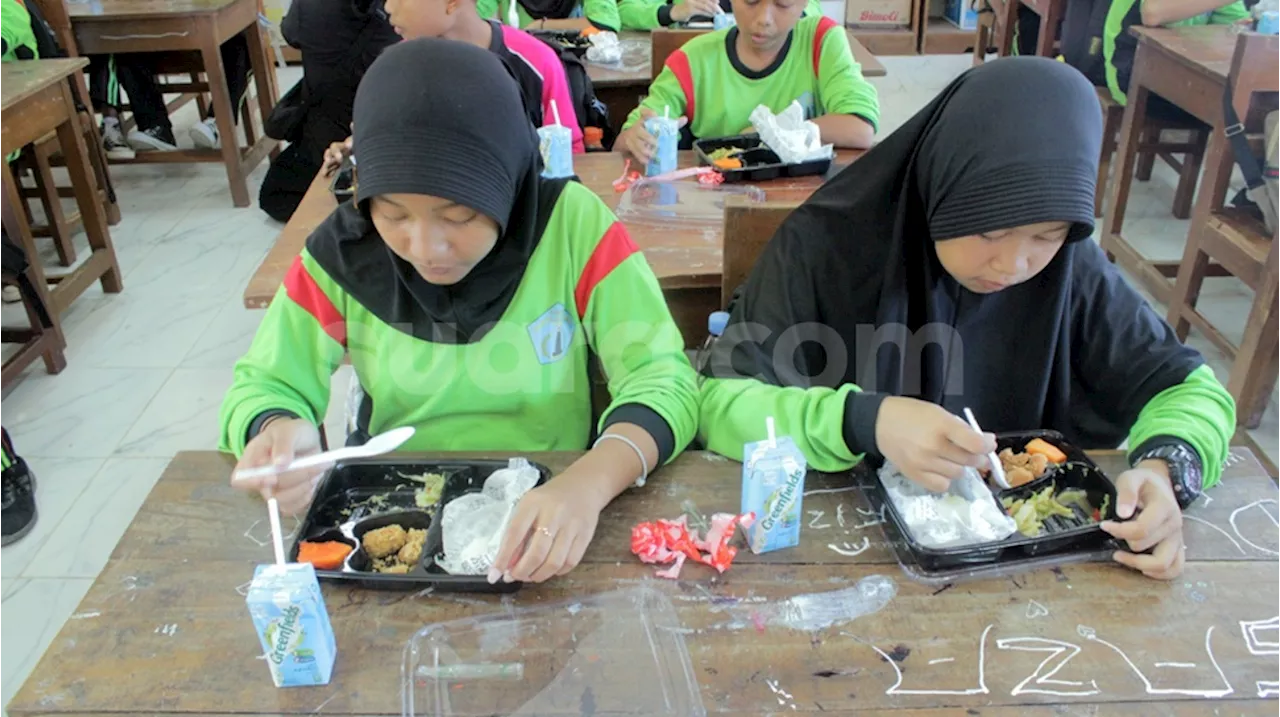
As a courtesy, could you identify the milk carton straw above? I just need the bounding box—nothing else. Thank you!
[740,416,808,554]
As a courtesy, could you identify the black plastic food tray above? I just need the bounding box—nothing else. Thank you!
[871,430,1120,572]
[289,458,550,593]
[694,134,832,183]
[529,29,590,57]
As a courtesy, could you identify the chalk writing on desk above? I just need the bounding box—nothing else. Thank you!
[1182,497,1278,557]
[1025,600,1050,619]
[827,536,870,557]
[995,637,1099,696]
[1240,616,1279,655]
[867,624,994,696]
[1229,500,1279,556]
[807,510,831,529]
[1077,623,1234,698]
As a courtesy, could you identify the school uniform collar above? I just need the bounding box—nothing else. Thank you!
[725,27,794,80]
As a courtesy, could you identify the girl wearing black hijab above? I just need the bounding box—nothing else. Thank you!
[699,57,1234,580]
[221,39,698,584]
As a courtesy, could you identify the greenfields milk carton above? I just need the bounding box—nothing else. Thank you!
[246,562,337,687]
[741,418,808,554]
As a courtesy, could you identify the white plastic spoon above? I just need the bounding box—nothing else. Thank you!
[962,408,1010,490]
[233,426,416,482]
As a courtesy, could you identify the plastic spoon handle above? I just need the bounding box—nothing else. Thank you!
[962,408,1009,490]
[232,426,415,482]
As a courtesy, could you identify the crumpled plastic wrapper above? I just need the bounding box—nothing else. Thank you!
[436,458,540,575]
[749,101,834,165]
[878,462,1016,549]
[585,31,622,65]
[630,512,754,579]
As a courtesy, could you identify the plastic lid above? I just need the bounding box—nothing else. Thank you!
[402,586,705,716]
[707,311,729,336]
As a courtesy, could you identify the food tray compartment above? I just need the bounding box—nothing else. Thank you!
[401,586,706,716]
[693,134,832,182]
[868,431,1119,572]
[290,458,551,592]
[529,29,590,57]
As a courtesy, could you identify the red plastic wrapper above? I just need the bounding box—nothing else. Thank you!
[630,512,754,579]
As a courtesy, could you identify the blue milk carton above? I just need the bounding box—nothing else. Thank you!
[537,124,575,179]
[645,114,680,176]
[246,562,338,687]
[740,418,808,554]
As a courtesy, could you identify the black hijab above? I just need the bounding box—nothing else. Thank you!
[305,38,569,343]
[705,57,1205,452]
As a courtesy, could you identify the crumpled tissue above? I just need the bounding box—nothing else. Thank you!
[436,458,540,575]
[586,31,622,64]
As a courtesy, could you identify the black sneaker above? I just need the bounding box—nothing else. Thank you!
[127,126,178,152]
[1,458,36,546]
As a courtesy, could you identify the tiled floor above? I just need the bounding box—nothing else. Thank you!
[0,55,1276,713]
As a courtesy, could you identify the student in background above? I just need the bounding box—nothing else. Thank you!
[1,0,36,62]
[321,0,585,172]
[698,58,1233,581]
[257,0,399,221]
[476,0,619,33]
[1060,0,1249,113]
[615,0,878,164]
[617,0,822,31]
[223,40,698,582]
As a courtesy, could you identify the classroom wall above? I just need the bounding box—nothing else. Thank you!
[822,0,847,21]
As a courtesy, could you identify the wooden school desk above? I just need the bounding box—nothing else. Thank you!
[242,151,860,343]
[7,446,1279,716]
[588,31,887,141]
[67,0,280,208]
[1,59,123,316]
[1099,25,1240,306]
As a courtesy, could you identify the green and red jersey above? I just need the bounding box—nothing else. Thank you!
[617,0,823,31]
[622,16,880,140]
[476,0,620,32]
[219,182,698,460]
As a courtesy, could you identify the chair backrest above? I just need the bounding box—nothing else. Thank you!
[1228,32,1279,131]
[26,0,78,57]
[651,29,708,80]
[721,197,799,308]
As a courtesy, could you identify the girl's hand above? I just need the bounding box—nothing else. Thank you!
[874,396,996,492]
[231,417,325,516]
[1101,463,1185,579]
[669,0,720,23]
[617,108,687,166]
[323,136,353,175]
[489,471,606,584]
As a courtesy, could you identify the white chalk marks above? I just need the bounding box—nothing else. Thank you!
[807,510,831,529]
[871,624,993,696]
[1182,515,1246,555]
[1025,600,1050,619]
[1077,624,1234,698]
[1153,662,1198,669]
[827,536,870,557]
[765,679,797,711]
[155,624,178,637]
[928,657,955,665]
[1228,500,1280,556]
[996,637,1099,696]
[1240,616,1279,655]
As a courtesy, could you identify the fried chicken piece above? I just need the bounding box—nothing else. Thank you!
[363,524,408,559]
[397,528,427,565]
[1028,452,1049,478]
[381,563,411,574]
[1006,466,1036,487]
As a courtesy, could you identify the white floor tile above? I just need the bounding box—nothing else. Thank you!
[114,368,233,457]
[0,578,93,711]
[2,367,171,458]
[181,298,265,370]
[57,292,224,369]
[0,458,103,579]
[22,459,168,579]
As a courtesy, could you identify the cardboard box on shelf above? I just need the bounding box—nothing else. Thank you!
[944,0,980,29]
[845,0,912,28]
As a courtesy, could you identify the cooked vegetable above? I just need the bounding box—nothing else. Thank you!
[1000,482,1096,537]
[707,146,744,161]
[1025,438,1068,464]
[297,541,354,570]
[712,157,743,169]
[407,471,446,508]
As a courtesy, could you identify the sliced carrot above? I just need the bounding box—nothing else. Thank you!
[712,157,743,169]
[1024,438,1067,464]
[297,540,353,570]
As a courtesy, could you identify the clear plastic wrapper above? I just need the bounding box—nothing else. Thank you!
[749,101,833,165]
[586,35,649,71]
[584,30,622,64]
[437,459,539,575]
[402,586,705,716]
[613,181,766,230]
[877,462,1016,549]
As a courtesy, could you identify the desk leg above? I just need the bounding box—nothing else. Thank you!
[56,93,123,297]
[1101,49,1149,263]
[246,22,281,162]
[1165,128,1233,342]
[2,167,65,350]
[201,22,251,208]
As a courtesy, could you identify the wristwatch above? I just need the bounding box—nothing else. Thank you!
[1132,441,1204,510]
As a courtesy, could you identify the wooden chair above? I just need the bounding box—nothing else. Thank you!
[973,0,1019,65]
[721,198,798,308]
[1166,32,1280,429]
[1,212,66,390]
[1017,0,1064,58]
[651,29,708,80]
[1096,87,1208,219]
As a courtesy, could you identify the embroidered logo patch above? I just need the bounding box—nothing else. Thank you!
[527,303,575,365]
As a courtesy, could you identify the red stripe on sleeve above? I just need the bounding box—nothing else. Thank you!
[283,256,347,347]
[665,50,695,125]
[574,222,639,320]
[813,16,837,77]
